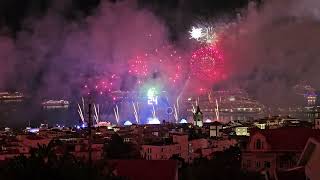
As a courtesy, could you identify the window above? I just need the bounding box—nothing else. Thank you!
[161,148,164,152]
[246,160,251,168]
[256,161,261,168]
[264,161,270,168]
[256,139,262,149]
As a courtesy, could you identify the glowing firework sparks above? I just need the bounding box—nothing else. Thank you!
[128,46,186,86]
[128,55,149,77]
[190,45,223,81]
[189,26,218,44]
[82,75,118,95]
[189,21,232,44]
[189,26,203,40]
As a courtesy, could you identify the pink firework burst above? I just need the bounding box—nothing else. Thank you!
[128,46,186,85]
[82,74,119,95]
[128,54,149,77]
[190,45,223,81]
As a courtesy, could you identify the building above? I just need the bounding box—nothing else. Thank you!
[17,134,51,149]
[209,121,223,137]
[235,126,250,136]
[242,127,320,178]
[193,106,203,127]
[254,120,266,129]
[297,136,320,180]
[141,133,188,161]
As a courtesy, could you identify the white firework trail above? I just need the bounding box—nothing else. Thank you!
[215,99,220,121]
[113,105,120,125]
[173,105,179,123]
[93,104,99,124]
[176,96,180,115]
[81,97,85,114]
[97,104,100,119]
[152,104,157,119]
[77,104,85,123]
[208,92,213,103]
[132,102,139,124]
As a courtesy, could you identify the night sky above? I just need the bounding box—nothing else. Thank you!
[0,0,319,108]
[0,0,256,37]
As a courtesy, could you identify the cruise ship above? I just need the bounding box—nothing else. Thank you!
[42,100,70,109]
[185,89,265,122]
[0,92,24,103]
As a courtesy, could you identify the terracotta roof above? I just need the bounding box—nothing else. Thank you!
[112,160,177,180]
[26,135,46,140]
[254,127,320,151]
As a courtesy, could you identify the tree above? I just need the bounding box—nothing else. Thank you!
[179,146,264,180]
[0,139,123,180]
[104,134,140,159]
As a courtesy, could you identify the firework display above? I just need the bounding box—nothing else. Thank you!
[190,26,218,44]
[82,74,119,95]
[74,23,228,125]
[128,45,186,86]
[190,45,224,81]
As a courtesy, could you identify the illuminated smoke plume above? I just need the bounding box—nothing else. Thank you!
[0,0,168,100]
[220,0,320,107]
[0,0,319,120]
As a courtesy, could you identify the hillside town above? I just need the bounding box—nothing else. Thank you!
[1,106,319,180]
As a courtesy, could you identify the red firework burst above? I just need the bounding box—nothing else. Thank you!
[190,45,223,81]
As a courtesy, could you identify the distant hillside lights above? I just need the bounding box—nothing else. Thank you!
[306,94,317,107]
[0,91,24,103]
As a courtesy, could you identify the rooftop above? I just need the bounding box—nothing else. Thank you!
[252,127,320,151]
